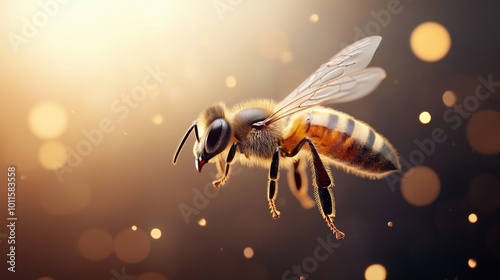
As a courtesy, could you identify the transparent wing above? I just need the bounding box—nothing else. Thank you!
[260,36,386,126]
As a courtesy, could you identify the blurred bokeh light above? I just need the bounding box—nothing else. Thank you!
[150,228,162,239]
[401,166,441,206]
[114,228,151,263]
[468,258,477,269]
[419,111,431,124]
[468,213,478,224]
[309,13,319,23]
[365,263,387,280]
[442,90,457,107]
[243,246,254,259]
[1,1,499,279]
[198,218,207,227]
[466,110,500,155]
[28,101,68,139]
[410,21,451,62]
[77,228,114,261]
[225,75,237,88]
[37,140,68,170]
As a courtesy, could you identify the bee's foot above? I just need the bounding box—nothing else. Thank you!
[269,200,281,219]
[325,215,345,239]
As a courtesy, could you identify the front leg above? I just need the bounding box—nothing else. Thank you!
[212,142,239,188]
[267,147,281,219]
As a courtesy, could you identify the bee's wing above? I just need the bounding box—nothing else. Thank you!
[261,36,386,126]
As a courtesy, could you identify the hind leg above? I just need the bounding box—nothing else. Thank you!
[285,137,345,239]
[287,158,315,209]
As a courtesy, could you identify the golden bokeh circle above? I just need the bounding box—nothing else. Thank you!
[38,141,68,170]
[114,228,151,263]
[401,166,441,206]
[280,50,294,63]
[198,218,207,227]
[29,101,68,139]
[243,246,254,259]
[309,13,319,23]
[442,90,457,107]
[466,110,500,155]
[364,263,387,280]
[468,258,477,269]
[150,228,162,239]
[410,22,451,62]
[225,75,237,88]
[468,213,478,224]
[152,114,163,125]
[419,111,432,124]
[77,228,114,261]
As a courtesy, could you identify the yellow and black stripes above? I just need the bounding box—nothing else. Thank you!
[284,107,400,178]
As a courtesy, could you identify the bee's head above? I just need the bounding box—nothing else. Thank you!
[173,103,232,172]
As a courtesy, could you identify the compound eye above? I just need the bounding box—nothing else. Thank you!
[205,119,229,154]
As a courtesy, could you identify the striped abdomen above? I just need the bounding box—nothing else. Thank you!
[283,107,400,178]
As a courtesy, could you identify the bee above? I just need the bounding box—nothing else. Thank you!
[173,36,400,239]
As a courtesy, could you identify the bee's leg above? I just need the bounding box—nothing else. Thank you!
[212,142,239,188]
[287,138,345,239]
[287,158,315,209]
[267,147,281,219]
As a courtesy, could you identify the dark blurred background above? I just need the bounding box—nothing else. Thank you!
[1,0,499,279]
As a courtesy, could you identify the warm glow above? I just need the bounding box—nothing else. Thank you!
[466,110,500,155]
[410,22,451,62]
[387,221,393,227]
[132,225,138,231]
[442,90,457,107]
[226,75,237,88]
[243,247,254,259]
[280,50,294,63]
[29,101,68,139]
[419,111,431,124]
[114,228,151,263]
[257,28,289,59]
[309,13,319,23]
[198,218,207,227]
[78,229,114,261]
[468,213,478,223]
[468,258,477,268]
[151,228,162,239]
[38,141,68,170]
[152,114,163,125]
[401,166,441,206]
[364,264,387,280]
